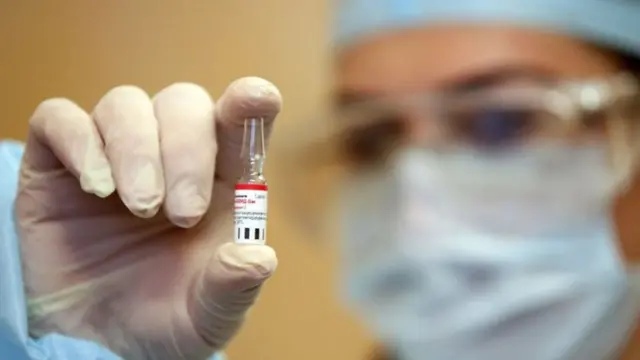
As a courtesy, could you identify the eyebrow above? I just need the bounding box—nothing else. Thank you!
[334,67,554,108]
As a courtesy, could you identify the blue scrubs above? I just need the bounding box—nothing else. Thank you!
[0,141,224,360]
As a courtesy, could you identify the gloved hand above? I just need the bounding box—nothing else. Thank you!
[15,78,281,360]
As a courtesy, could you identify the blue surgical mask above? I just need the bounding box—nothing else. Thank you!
[340,144,638,360]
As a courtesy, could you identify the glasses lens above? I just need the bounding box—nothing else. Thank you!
[339,108,406,167]
[444,106,541,148]
[334,96,573,170]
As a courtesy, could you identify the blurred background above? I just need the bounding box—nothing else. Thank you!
[0,1,373,359]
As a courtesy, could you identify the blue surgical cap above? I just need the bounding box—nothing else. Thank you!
[335,0,640,57]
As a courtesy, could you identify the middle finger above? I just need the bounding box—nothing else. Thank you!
[153,83,216,228]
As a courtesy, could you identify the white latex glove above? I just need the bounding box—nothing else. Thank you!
[16,78,281,360]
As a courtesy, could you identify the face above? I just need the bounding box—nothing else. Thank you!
[328,23,640,360]
[335,24,640,264]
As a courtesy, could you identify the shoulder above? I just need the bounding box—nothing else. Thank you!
[0,140,24,208]
[0,139,24,197]
[0,139,24,228]
[0,139,24,167]
[0,140,28,350]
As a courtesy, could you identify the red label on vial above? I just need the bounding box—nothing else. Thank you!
[235,183,268,191]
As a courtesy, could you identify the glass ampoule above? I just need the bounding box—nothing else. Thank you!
[233,117,268,245]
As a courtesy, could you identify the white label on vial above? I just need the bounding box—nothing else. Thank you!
[234,184,268,245]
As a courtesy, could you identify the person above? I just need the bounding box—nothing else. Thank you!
[317,1,640,359]
[1,79,282,359]
[2,1,640,360]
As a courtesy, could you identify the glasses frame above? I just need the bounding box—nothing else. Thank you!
[335,73,640,133]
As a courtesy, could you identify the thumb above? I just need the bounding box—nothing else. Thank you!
[187,242,277,350]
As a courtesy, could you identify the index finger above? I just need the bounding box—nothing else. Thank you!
[214,77,282,184]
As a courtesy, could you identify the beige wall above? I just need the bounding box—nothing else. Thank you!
[0,1,373,359]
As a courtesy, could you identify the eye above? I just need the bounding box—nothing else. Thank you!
[581,109,607,132]
[447,107,538,148]
[340,113,406,167]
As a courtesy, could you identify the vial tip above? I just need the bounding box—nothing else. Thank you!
[240,118,267,179]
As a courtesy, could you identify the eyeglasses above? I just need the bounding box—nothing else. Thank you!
[289,73,640,171]
[270,73,640,236]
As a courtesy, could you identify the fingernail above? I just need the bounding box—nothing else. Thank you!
[218,244,277,277]
[79,157,116,198]
[241,77,280,99]
[170,181,208,228]
[128,161,163,217]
